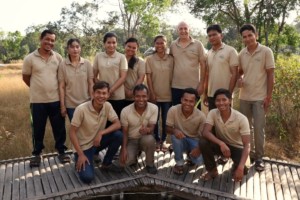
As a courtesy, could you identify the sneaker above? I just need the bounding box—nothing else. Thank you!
[255,160,265,172]
[146,165,157,174]
[101,163,124,173]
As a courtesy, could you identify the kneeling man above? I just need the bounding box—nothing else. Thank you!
[120,84,158,174]
[199,88,250,182]
[166,88,206,175]
[69,81,123,183]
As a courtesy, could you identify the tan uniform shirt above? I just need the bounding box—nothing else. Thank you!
[93,51,128,100]
[206,43,238,97]
[58,57,93,108]
[206,108,250,148]
[166,104,206,138]
[238,44,275,101]
[71,101,118,151]
[22,49,62,103]
[170,37,206,89]
[146,53,174,102]
[124,58,145,100]
[121,102,158,139]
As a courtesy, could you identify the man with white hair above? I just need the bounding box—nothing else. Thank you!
[169,21,206,107]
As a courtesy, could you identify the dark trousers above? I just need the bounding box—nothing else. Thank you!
[199,138,243,171]
[172,88,201,110]
[30,101,67,155]
[94,130,123,164]
[154,101,171,142]
[207,97,216,111]
[108,99,126,118]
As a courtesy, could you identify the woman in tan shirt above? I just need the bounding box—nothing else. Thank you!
[123,37,146,107]
[146,35,174,151]
[58,38,94,120]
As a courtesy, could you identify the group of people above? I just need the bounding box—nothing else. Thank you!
[22,20,274,184]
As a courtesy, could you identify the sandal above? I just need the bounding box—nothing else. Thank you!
[173,165,184,175]
[30,155,41,168]
[160,142,168,152]
[185,158,195,166]
[217,156,229,165]
[58,153,71,164]
[200,169,218,181]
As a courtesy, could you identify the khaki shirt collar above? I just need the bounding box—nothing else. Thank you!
[34,49,54,57]
[65,56,85,65]
[153,53,168,61]
[175,36,195,47]
[104,51,117,58]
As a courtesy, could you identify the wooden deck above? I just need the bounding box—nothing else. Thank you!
[0,150,299,200]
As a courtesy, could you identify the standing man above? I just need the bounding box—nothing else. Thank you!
[204,24,238,110]
[199,89,250,181]
[238,24,275,171]
[120,84,158,174]
[170,21,206,106]
[69,81,123,183]
[22,30,69,167]
[166,88,206,175]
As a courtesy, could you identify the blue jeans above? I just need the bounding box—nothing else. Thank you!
[94,130,123,165]
[171,135,203,166]
[30,101,67,155]
[74,147,95,184]
[154,102,171,142]
[67,108,75,121]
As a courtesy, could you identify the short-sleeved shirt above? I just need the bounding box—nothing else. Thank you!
[238,44,275,101]
[124,58,145,100]
[22,49,62,103]
[71,101,118,151]
[146,53,174,102]
[206,108,250,148]
[120,102,158,139]
[206,43,238,97]
[166,104,206,138]
[93,51,128,100]
[58,57,93,108]
[170,37,206,89]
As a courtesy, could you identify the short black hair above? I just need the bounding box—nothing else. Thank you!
[133,84,149,95]
[207,24,222,34]
[103,32,118,43]
[93,81,110,92]
[239,24,257,35]
[213,88,232,100]
[182,88,199,100]
[40,30,55,39]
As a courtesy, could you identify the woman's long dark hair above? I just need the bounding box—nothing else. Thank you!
[125,37,139,69]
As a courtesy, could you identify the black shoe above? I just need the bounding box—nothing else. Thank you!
[101,163,124,173]
[255,160,265,172]
[30,155,41,168]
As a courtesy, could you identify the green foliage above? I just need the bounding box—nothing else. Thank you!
[119,0,173,39]
[267,54,300,140]
[186,0,300,54]
[0,31,28,63]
